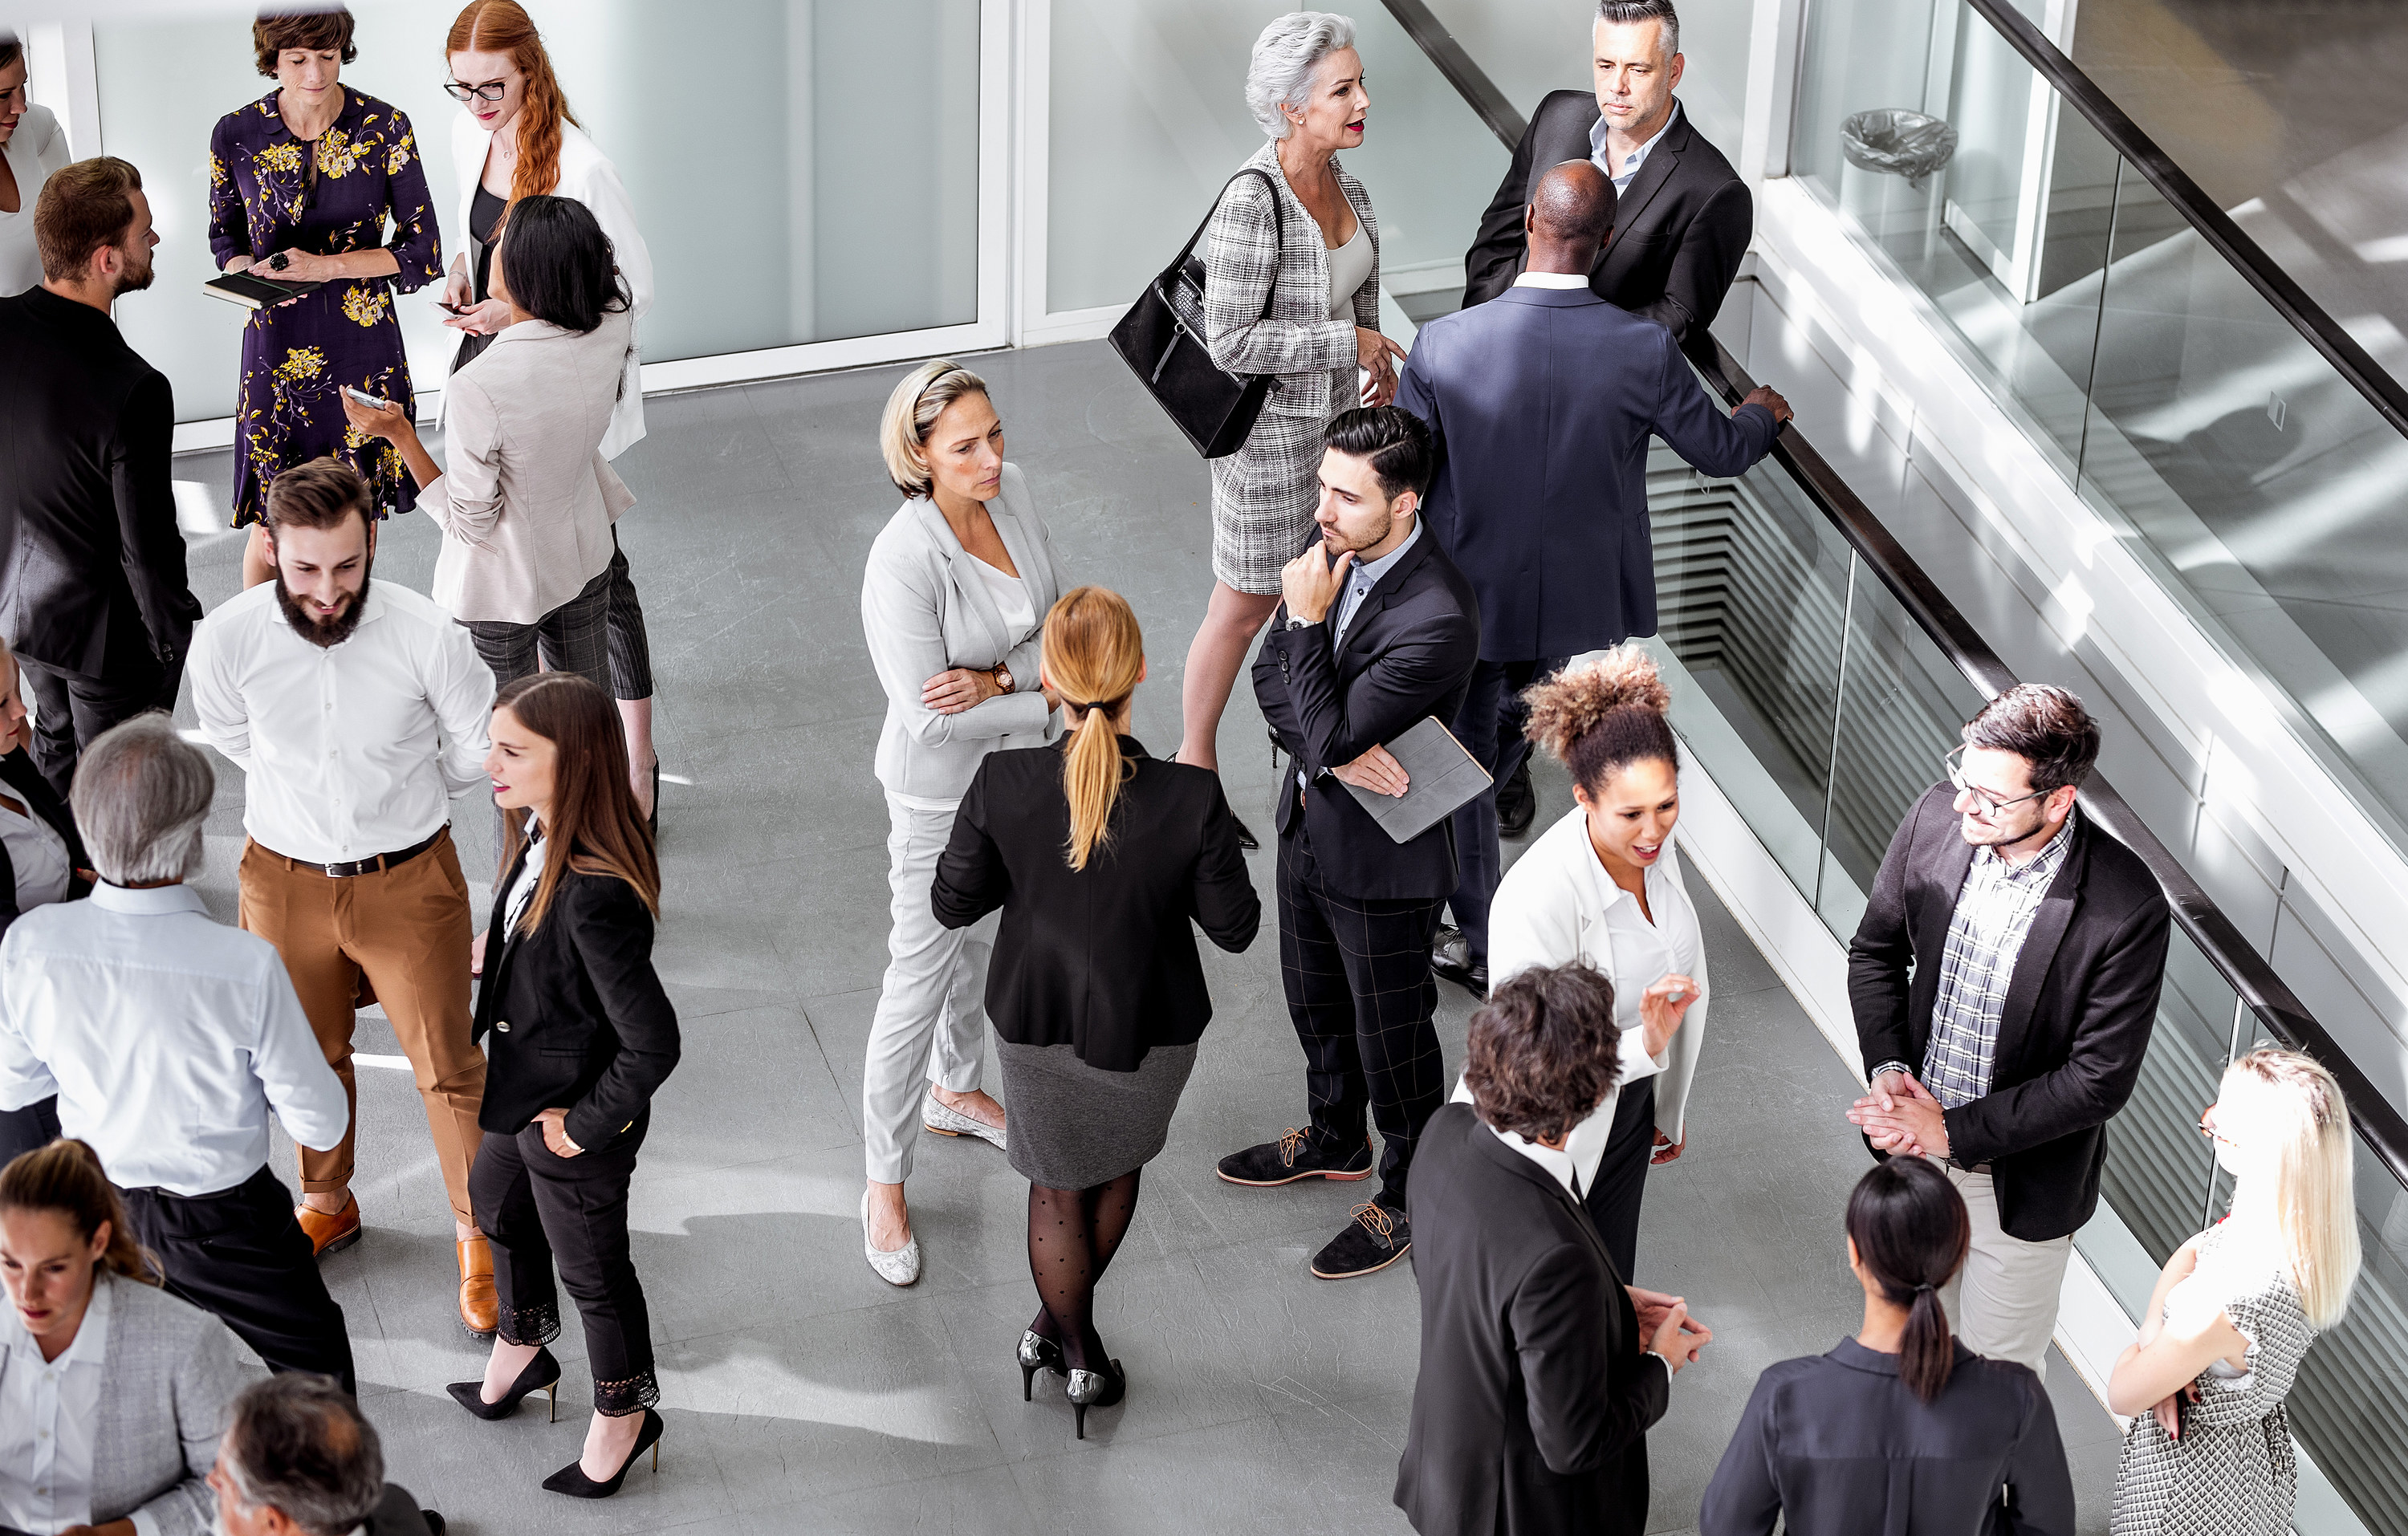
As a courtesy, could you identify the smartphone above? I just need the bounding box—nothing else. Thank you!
[343,387,388,408]
[435,300,468,315]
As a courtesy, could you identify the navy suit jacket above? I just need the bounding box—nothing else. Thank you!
[1394,286,1780,661]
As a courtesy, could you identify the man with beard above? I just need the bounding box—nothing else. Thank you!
[189,457,502,1338]
[0,156,202,796]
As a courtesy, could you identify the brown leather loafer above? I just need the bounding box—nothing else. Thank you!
[457,1236,498,1339]
[294,1195,362,1258]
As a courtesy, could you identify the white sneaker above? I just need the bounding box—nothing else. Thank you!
[922,1091,1007,1152]
[860,1189,921,1286]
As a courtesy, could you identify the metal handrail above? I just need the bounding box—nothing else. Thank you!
[1377,0,2408,1192]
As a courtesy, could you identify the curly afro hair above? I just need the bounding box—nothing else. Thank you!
[1522,645,1678,797]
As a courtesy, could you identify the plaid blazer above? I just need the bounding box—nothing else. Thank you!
[1202,140,1381,419]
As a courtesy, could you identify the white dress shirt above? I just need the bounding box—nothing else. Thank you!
[1590,99,1682,194]
[0,796,71,912]
[0,1274,131,1536]
[503,825,547,939]
[0,883,349,1196]
[1514,270,1593,291]
[187,578,495,864]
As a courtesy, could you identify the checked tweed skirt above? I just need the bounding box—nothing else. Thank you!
[1208,377,1350,595]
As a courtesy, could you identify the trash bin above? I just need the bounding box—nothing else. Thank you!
[1838,108,1957,254]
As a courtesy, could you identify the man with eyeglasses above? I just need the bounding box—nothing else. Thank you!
[1844,684,2170,1375]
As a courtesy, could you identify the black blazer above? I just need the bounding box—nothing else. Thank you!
[1462,94,1751,354]
[1698,1338,2076,1536]
[930,737,1261,1072]
[1251,532,1482,902]
[474,839,681,1152]
[0,748,88,937]
[1849,787,2171,1241]
[0,288,201,678]
[1396,1103,1666,1536]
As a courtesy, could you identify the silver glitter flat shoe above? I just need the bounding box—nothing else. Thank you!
[860,1189,920,1286]
[922,1091,1007,1152]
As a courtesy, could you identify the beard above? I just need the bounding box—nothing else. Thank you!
[275,552,374,648]
[112,248,156,296]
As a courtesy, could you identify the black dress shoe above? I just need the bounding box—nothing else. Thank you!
[1216,1128,1373,1186]
[1311,1201,1412,1279]
[1431,929,1487,995]
[1496,757,1537,838]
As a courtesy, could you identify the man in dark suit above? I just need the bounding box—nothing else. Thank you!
[1846,685,2171,1375]
[1218,405,1481,1281]
[1400,161,1788,994]
[1395,964,1706,1536]
[0,156,200,796]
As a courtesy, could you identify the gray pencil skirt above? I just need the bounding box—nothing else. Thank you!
[996,1039,1198,1190]
[1208,373,1351,595]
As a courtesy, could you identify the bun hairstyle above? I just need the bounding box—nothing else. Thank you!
[0,1139,161,1286]
[445,0,580,207]
[1042,587,1145,871]
[1522,645,1678,798]
[1845,1158,1970,1403]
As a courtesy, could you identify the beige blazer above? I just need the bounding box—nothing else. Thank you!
[421,309,637,625]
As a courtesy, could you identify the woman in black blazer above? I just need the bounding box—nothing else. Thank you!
[445,672,679,1501]
[933,586,1260,1438]
[1698,1157,2077,1534]
[0,637,93,1162]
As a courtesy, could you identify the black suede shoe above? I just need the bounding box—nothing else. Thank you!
[1311,1201,1412,1279]
[1497,758,1538,837]
[1431,928,1488,995]
[1216,1128,1373,1186]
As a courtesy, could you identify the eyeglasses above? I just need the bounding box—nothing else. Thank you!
[1943,746,2050,819]
[443,79,511,103]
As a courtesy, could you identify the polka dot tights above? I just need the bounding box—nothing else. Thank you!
[1026,1170,1141,1374]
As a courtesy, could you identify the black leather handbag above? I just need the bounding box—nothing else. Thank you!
[1109,169,1285,459]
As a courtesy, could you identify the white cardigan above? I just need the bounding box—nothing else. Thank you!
[442,112,653,459]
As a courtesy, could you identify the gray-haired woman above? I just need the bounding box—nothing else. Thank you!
[1175,11,1407,815]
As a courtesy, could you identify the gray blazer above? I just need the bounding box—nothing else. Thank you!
[861,462,1064,800]
[1202,140,1381,420]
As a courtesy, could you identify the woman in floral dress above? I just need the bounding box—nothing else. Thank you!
[210,6,441,587]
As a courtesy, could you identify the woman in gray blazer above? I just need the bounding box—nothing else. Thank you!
[0,1139,260,1536]
[857,360,1064,1286]
[1178,11,1408,804]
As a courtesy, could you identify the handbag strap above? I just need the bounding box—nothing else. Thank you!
[1169,166,1287,325]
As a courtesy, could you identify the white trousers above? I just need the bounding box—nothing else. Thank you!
[863,792,994,1185]
[1938,1162,2074,1377]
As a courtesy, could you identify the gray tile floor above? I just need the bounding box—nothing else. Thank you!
[167,339,2117,1533]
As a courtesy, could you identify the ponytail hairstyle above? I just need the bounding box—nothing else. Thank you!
[1041,586,1145,871]
[490,673,658,930]
[445,0,580,207]
[2221,1047,2361,1328]
[1522,645,1678,799]
[0,1139,161,1286]
[1845,1157,1969,1403]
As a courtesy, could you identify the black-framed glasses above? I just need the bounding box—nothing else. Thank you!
[1943,745,2050,818]
[443,79,510,103]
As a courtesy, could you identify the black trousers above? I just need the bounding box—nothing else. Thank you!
[1584,1076,1657,1283]
[1277,823,1447,1211]
[1446,656,1567,961]
[118,1164,356,1393]
[470,1115,658,1416]
[0,1094,61,1164]
[18,649,172,800]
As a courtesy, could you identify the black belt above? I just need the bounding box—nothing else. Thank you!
[270,827,445,879]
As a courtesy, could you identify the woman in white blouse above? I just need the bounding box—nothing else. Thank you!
[1464,646,1707,1282]
[0,636,92,1165]
[0,36,72,296]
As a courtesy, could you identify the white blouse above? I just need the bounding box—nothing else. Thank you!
[0,104,72,298]
[0,1269,111,1534]
[972,556,1034,640]
[0,792,71,912]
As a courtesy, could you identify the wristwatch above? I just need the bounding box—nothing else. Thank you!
[1285,615,1315,630]
[990,663,1014,693]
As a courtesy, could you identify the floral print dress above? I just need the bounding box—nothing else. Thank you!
[209,88,441,526]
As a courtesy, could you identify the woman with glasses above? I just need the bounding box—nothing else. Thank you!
[208,5,442,589]
[2108,1048,2361,1536]
[441,1,662,826]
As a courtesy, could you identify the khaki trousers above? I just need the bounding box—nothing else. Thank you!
[239,831,487,1225]
[1937,1161,2074,1377]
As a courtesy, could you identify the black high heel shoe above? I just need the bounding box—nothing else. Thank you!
[445,1347,561,1422]
[1019,1329,1068,1400]
[1065,1359,1125,1440]
[542,1407,664,1499]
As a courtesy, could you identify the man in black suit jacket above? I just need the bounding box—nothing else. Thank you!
[0,157,201,796]
[1847,685,2171,1375]
[1396,965,1706,1536]
[1220,406,1481,1281]
[1462,1,1751,354]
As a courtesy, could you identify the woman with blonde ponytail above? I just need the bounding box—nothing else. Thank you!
[934,586,1260,1437]
[2109,1047,2362,1536]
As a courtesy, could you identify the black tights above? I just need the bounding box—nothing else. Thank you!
[1026,1170,1141,1372]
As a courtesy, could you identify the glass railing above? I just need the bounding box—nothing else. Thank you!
[1791,0,2408,861]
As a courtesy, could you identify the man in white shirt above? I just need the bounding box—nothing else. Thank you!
[188,457,499,1339]
[0,713,356,1390]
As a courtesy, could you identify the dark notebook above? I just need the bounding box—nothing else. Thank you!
[1340,715,1492,843]
[203,270,324,309]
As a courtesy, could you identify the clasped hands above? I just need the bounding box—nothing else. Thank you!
[1847,1069,1950,1160]
[1631,1286,1710,1375]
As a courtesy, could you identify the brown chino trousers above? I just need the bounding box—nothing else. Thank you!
[238,829,488,1225]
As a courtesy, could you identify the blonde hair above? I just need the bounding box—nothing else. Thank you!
[2223,1047,2361,1328]
[1041,587,1145,871]
[879,359,989,498]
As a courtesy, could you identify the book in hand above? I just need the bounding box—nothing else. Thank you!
[1339,715,1493,844]
[203,270,325,309]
